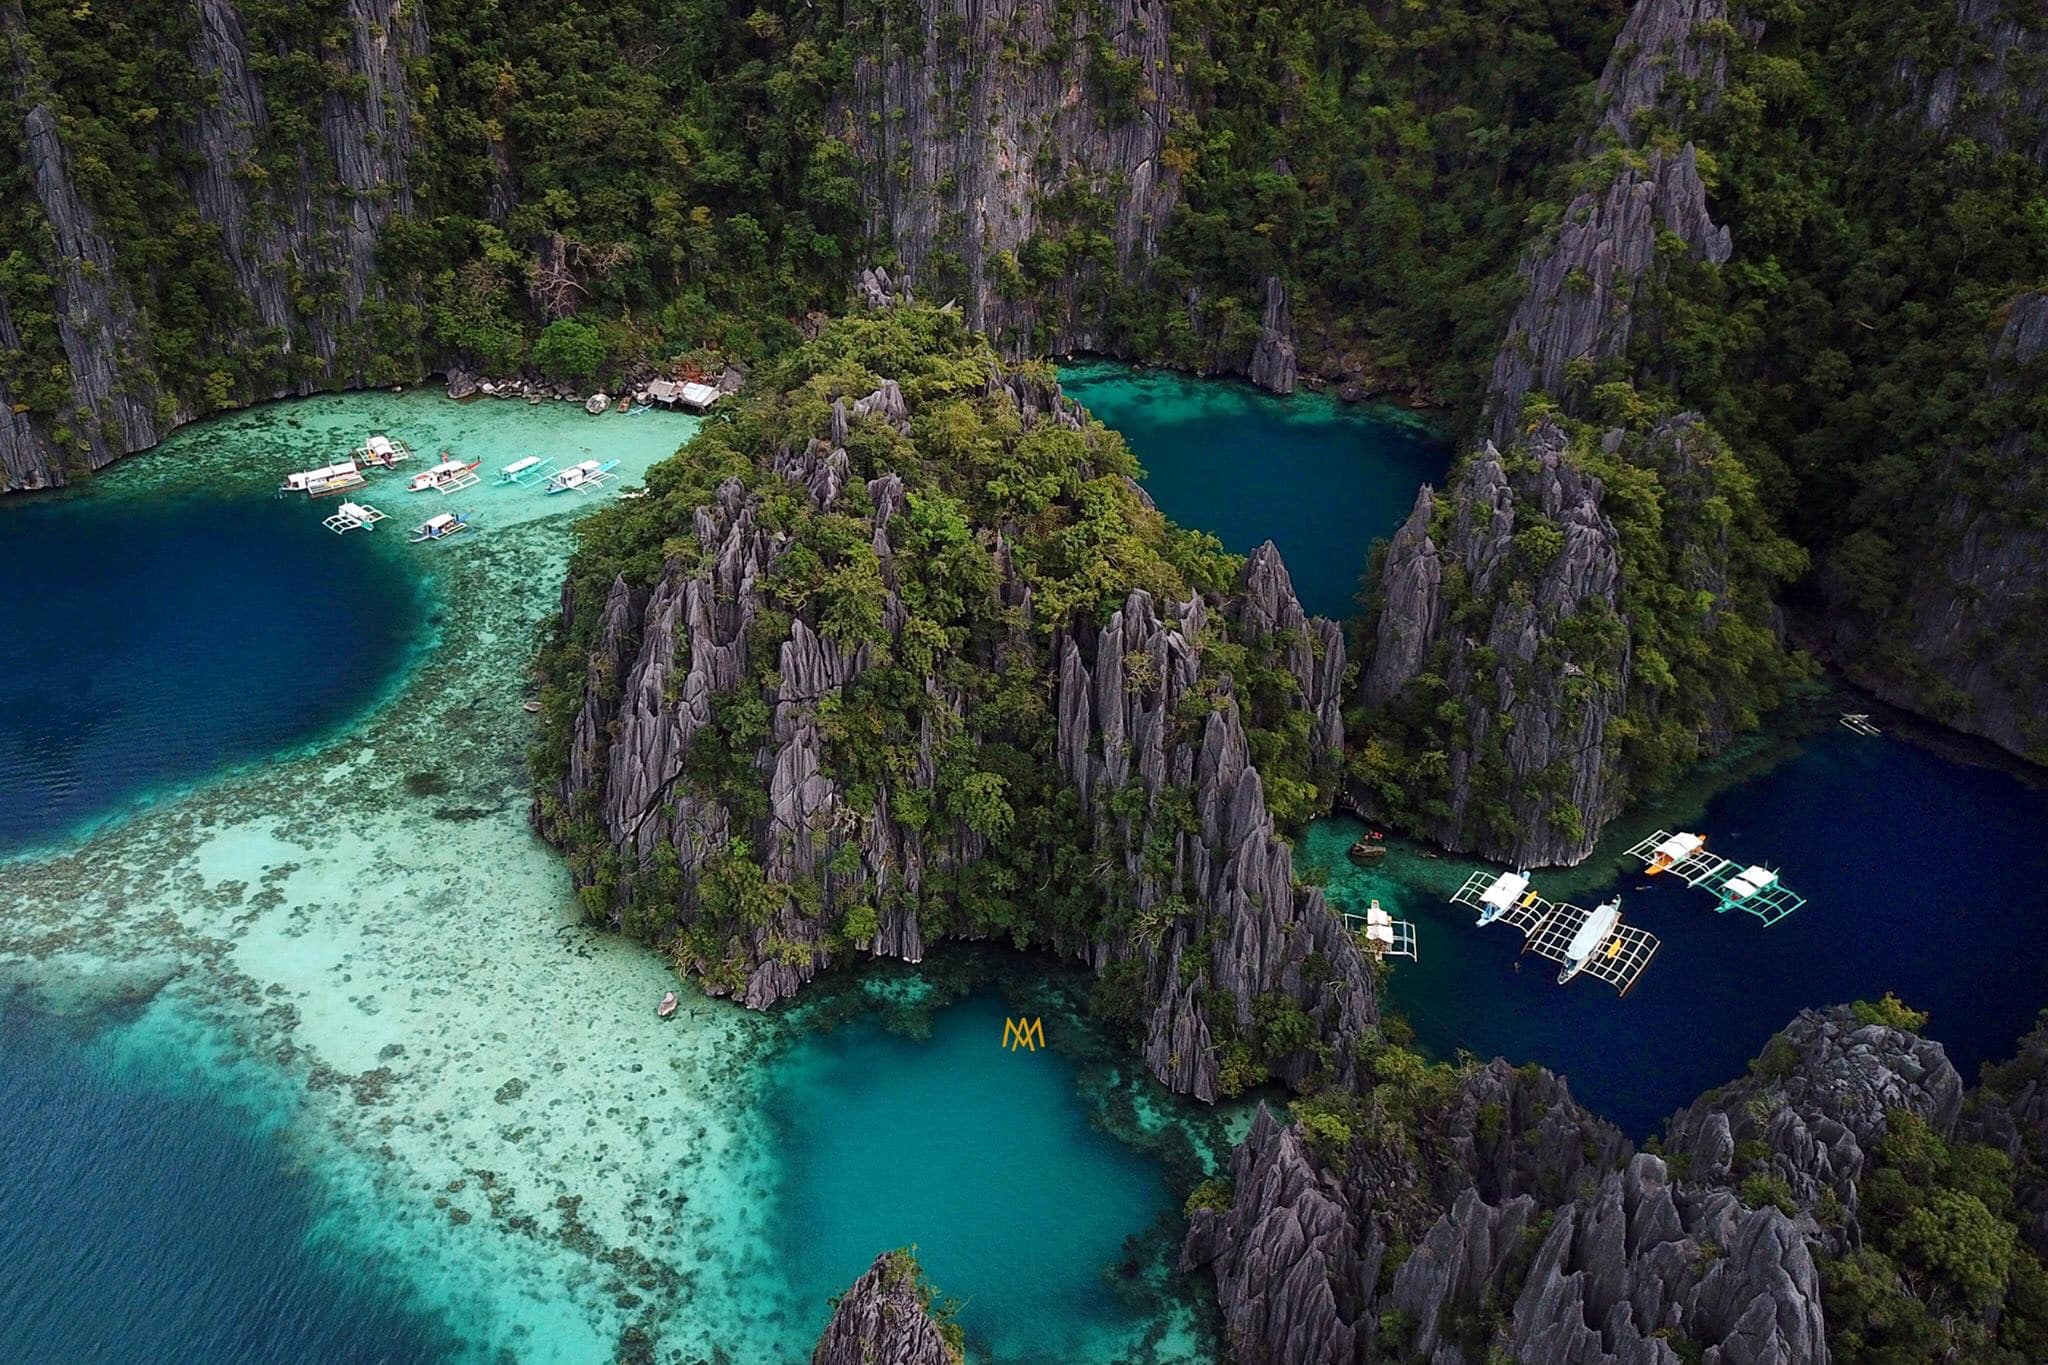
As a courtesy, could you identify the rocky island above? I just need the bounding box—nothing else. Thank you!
[2,0,2046,1358]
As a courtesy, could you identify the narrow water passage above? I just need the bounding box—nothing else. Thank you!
[1303,713,2048,1135]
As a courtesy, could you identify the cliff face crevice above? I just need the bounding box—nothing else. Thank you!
[540,336,1374,1101]
[841,0,1185,357]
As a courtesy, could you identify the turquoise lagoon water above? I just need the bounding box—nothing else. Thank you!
[769,981,1201,1363]
[1062,363,2048,1138]
[1057,359,1448,618]
[0,390,1224,1362]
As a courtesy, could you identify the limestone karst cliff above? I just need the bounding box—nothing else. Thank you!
[1353,413,1801,867]
[1816,294,2048,764]
[811,1250,962,1365]
[840,0,1185,358]
[1480,0,1739,447]
[534,309,1372,1102]
[0,0,424,491]
[1185,1003,2048,1363]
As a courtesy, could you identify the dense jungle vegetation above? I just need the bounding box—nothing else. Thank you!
[532,309,1341,1094]
[0,0,1638,423]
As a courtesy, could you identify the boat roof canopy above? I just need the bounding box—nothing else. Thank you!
[367,435,394,454]
[1481,872,1529,909]
[1727,866,1778,896]
[1654,832,1705,859]
[426,513,456,530]
[503,456,540,474]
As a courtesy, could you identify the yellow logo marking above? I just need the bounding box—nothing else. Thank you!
[1002,1017,1044,1051]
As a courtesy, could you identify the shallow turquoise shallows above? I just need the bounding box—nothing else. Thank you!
[0,390,1218,1364]
[766,985,1184,1363]
[1057,360,1448,618]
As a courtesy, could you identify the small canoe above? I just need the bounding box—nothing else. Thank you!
[658,991,679,1020]
[522,699,542,713]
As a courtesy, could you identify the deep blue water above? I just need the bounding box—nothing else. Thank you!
[0,492,421,853]
[1307,716,2048,1136]
[1056,361,1448,619]
[768,987,1182,1363]
[1056,363,2048,1137]
[0,1005,456,1364]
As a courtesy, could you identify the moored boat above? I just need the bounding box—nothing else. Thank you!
[321,501,386,533]
[279,460,366,499]
[354,434,414,469]
[408,457,482,494]
[498,455,558,487]
[543,458,620,494]
[1556,896,1624,985]
[409,510,472,543]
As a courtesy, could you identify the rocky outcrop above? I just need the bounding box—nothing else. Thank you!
[1246,277,1299,397]
[542,355,1374,1100]
[1186,1051,1827,1365]
[1482,0,1739,445]
[1825,292,2048,763]
[1364,391,1800,865]
[1360,419,1630,866]
[811,1251,959,1365]
[1663,1006,1965,1250]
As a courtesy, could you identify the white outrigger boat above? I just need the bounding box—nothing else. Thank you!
[409,457,481,494]
[354,434,414,470]
[498,455,558,487]
[279,460,366,499]
[1523,895,1660,994]
[410,510,472,543]
[1341,898,1417,960]
[322,501,386,533]
[1455,869,1539,927]
[1621,828,1808,926]
[1449,872,1660,995]
[543,459,620,494]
